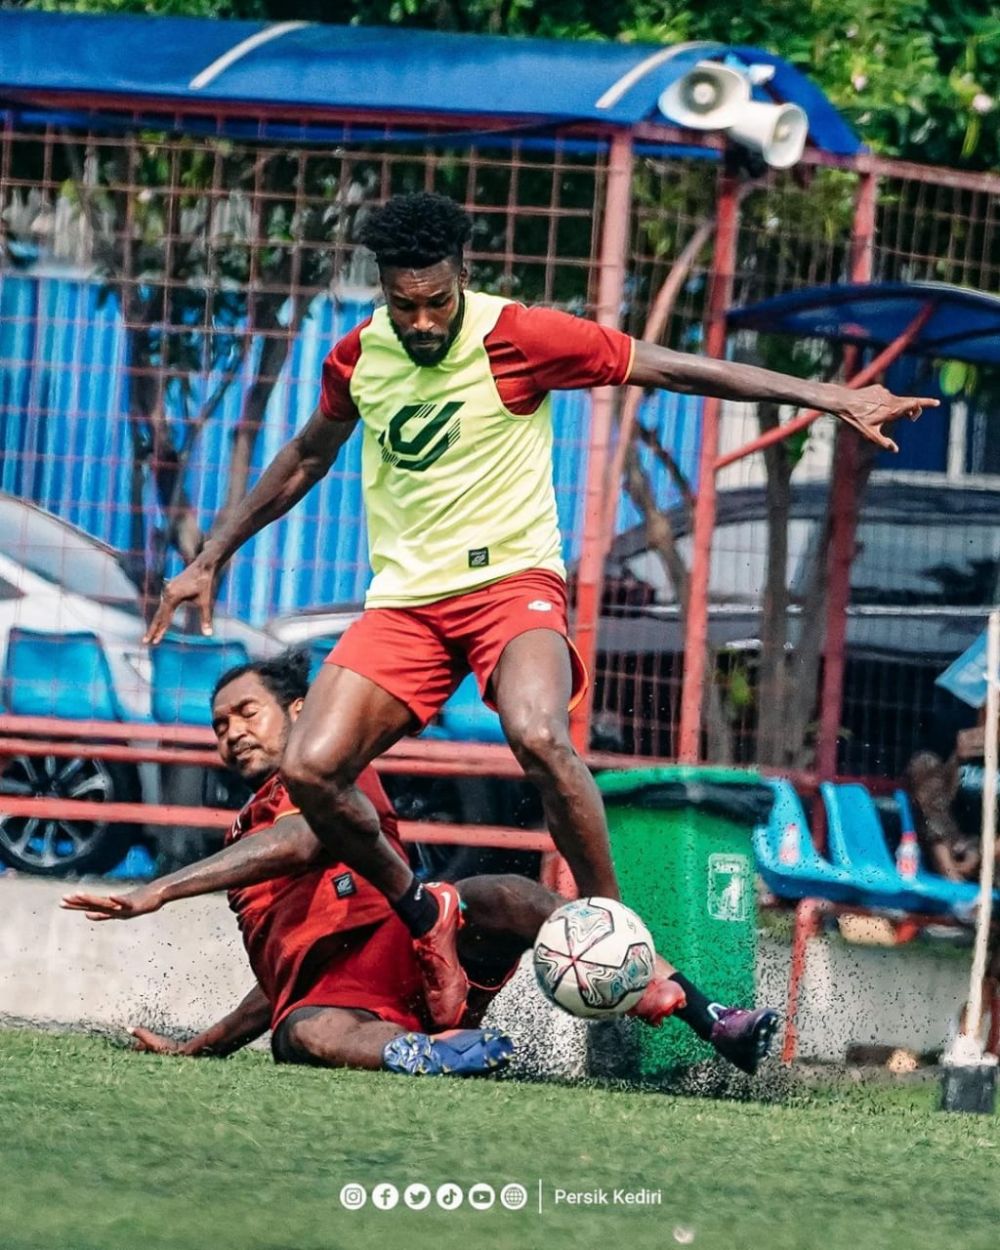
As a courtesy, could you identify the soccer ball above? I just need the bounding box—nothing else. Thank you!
[533,897,656,1019]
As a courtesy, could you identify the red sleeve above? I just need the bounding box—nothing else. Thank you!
[225,776,300,845]
[485,303,634,415]
[319,320,369,422]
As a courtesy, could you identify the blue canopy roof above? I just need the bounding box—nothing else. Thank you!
[728,281,1000,366]
[0,11,861,155]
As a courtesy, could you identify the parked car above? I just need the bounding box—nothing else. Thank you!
[599,475,998,772]
[0,493,278,876]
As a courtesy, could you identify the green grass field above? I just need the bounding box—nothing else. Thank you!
[2,1027,998,1250]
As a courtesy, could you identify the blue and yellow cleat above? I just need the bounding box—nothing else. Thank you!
[382,1027,514,1076]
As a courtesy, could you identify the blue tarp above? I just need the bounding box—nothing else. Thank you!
[0,271,700,625]
[0,12,861,155]
[728,281,1000,367]
[937,631,989,708]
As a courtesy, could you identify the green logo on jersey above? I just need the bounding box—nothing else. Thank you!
[378,401,462,472]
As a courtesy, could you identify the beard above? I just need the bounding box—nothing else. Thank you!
[232,751,279,792]
[393,294,465,366]
[241,762,278,791]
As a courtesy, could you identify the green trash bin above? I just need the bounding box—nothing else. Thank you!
[596,766,774,1075]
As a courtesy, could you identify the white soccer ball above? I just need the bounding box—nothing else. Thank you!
[532,897,656,1019]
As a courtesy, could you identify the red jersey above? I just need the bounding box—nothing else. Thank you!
[320,300,634,423]
[225,769,406,1027]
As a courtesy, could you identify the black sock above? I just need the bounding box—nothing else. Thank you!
[392,878,440,938]
[669,973,725,1042]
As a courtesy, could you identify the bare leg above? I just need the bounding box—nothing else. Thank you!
[456,873,678,975]
[282,664,470,1028]
[492,630,619,899]
[277,1005,403,1069]
[280,664,415,902]
[276,1003,515,1077]
[456,873,561,939]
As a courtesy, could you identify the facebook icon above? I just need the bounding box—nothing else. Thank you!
[371,1183,399,1210]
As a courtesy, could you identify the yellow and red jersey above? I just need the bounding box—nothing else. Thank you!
[321,293,633,608]
[225,770,406,1028]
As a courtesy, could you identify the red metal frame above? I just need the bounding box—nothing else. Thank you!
[0,714,671,777]
[571,129,634,755]
[679,169,940,770]
[0,792,554,852]
[3,107,996,948]
[676,169,741,764]
[0,715,214,744]
[0,715,677,892]
[602,216,717,545]
[780,898,824,1062]
[815,171,877,784]
[713,299,934,472]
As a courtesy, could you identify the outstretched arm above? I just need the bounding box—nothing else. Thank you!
[61,815,323,921]
[131,982,272,1058]
[145,408,357,642]
[627,340,938,453]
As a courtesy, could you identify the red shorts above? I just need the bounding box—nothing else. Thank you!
[327,569,587,728]
[272,913,520,1035]
[274,914,426,1034]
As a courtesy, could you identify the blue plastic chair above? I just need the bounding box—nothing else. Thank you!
[4,628,121,720]
[821,782,971,915]
[893,788,988,912]
[752,779,861,904]
[435,672,507,744]
[152,635,251,726]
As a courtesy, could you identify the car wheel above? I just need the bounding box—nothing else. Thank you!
[0,754,137,877]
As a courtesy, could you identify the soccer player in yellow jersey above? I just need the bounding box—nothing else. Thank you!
[147,192,936,1029]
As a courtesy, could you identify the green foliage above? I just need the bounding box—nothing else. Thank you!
[939,359,977,396]
[724,659,754,713]
[623,2,1000,168]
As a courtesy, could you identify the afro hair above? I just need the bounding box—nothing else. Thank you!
[361,192,472,271]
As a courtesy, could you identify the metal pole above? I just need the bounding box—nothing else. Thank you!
[677,168,741,764]
[781,898,823,1063]
[815,171,878,783]
[570,129,634,754]
[965,609,999,1042]
[601,217,717,544]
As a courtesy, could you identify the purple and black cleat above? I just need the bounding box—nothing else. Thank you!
[709,1006,780,1075]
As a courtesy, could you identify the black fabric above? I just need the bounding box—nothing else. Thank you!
[271,1006,330,1066]
[670,973,719,1042]
[391,878,439,938]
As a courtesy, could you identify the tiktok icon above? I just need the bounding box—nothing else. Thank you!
[436,1183,464,1210]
